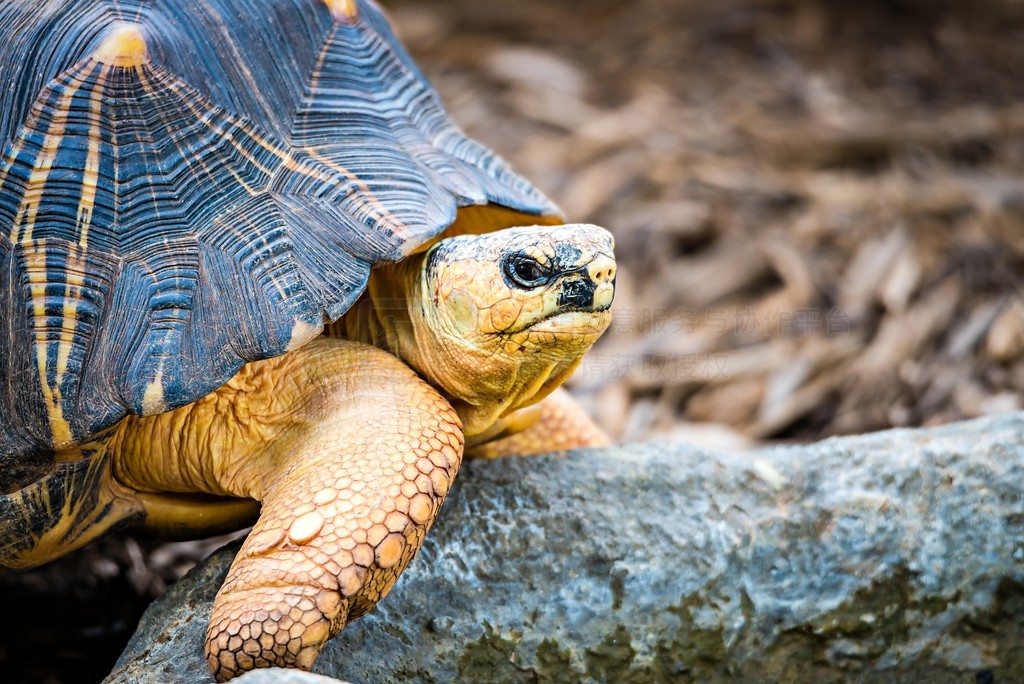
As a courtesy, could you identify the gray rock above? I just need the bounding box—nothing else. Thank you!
[107,413,1024,683]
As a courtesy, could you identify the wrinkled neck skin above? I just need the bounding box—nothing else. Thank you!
[343,254,584,440]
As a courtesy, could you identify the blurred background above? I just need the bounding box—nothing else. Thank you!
[3,0,1023,680]
[398,0,1024,448]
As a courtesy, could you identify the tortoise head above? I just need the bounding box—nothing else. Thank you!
[424,224,615,344]
[398,224,615,436]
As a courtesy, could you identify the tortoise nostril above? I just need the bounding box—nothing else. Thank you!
[587,257,617,285]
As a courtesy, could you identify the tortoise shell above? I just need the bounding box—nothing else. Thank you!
[0,0,556,465]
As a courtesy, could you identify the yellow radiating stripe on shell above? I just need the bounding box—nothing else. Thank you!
[11,66,91,243]
[164,80,277,176]
[299,146,402,231]
[76,63,110,248]
[160,77,262,194]
[56,65,113,394]
[13,62,91,445]
[55,246,85,391]
[135,65,250,197]
[25,246,73,446]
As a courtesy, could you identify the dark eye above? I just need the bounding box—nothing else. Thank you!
[503,253,550,289]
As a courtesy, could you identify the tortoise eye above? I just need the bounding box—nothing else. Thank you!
[503,253,551,289]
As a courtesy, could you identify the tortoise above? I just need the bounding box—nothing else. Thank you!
[0,0,616,679]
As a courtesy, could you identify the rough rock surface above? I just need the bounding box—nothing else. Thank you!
[107,413,1024,683]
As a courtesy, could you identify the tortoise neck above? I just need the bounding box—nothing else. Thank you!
[338,255,424,365]
[337,252,578,440]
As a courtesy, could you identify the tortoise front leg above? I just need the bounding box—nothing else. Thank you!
[203,340,463,680]
[469,387,608,458]
[107,338,463,681]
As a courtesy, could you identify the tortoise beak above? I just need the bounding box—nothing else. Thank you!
[557,253,616,311]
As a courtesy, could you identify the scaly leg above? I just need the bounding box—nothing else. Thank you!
[469,387,608,458]
[205,341,463,679]
[108,338,464,681]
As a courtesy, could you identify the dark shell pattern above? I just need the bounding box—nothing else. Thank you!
[0,0,556,463]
